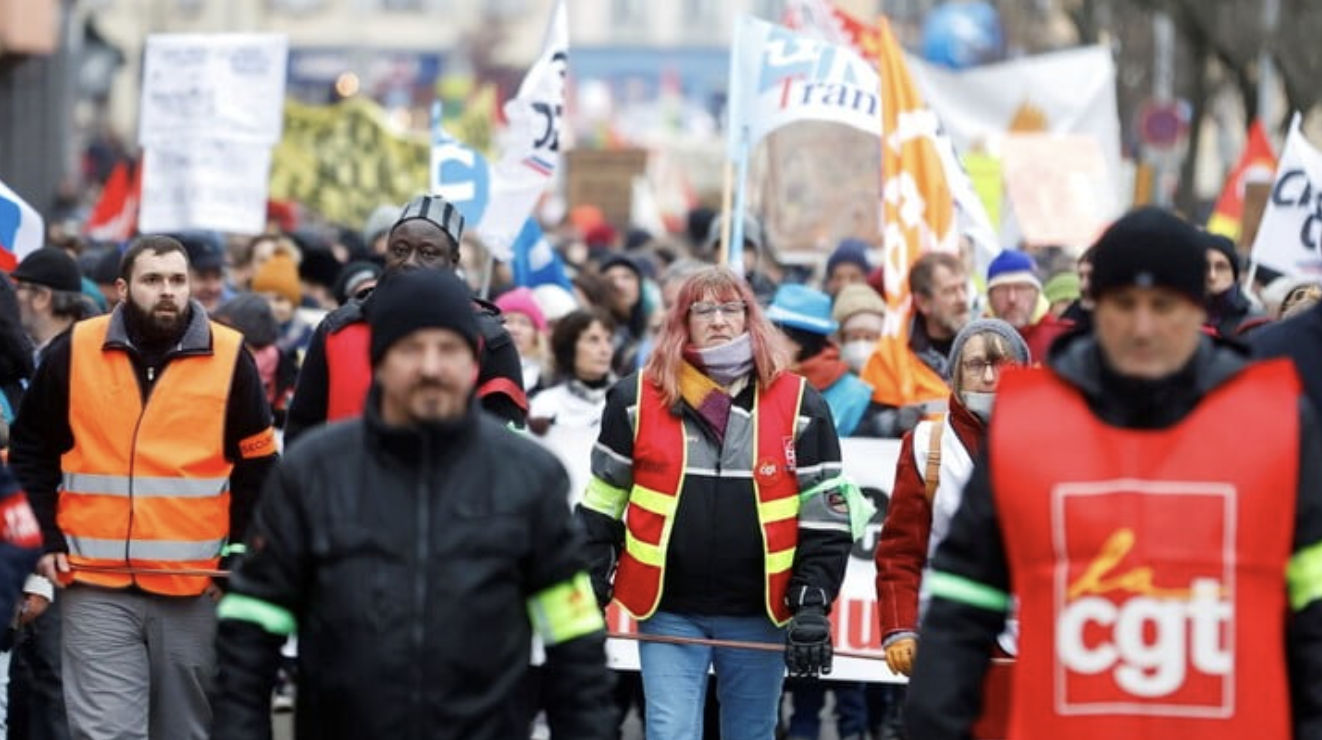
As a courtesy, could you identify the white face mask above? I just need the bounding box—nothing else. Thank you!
[961,391,996,423]
[841,340,874,373]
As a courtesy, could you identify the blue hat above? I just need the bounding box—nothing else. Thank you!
[826,238,872,277]
[767,284,837,335]
[986,250,1041,291]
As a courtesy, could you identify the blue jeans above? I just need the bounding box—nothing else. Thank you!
[638,611,785,740]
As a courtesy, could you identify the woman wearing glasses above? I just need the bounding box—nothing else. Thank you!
[575,266,865,740]
[872,317,1029,734]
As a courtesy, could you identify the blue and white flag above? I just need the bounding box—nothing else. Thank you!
[435,0,567,262]
[0,179,43,272]
[726,14,881,162]
[510,217,573,291]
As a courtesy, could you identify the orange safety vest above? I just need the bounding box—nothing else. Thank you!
[612,373,805,626]
[60,315,242,596]
[991,361,1297,740]
[325,322,372,421]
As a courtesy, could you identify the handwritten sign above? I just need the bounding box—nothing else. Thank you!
[138,140,272,234]
[139,34,288,147]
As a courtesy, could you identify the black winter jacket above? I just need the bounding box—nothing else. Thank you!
[907,333,1322,740]
[212,389,614,740]
[283,291,526,445]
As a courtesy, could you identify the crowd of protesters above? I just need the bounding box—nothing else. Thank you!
[0,187,1317,740]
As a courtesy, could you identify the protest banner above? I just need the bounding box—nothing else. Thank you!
[535,425,905,682]
[1001,134,1112,250]
[138,140,273,235]
[269,97,429,229]
[1250,114,1322,276]
[139,33,286,234]
[139,34,288,148]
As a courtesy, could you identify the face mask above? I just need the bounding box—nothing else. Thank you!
[961,391,996,423]
[841,340,874,373]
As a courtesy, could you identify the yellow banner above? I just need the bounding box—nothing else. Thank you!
[269,97,429,227]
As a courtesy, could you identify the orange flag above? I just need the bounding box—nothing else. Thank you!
[1207,120,1277,242]
[859,17,956,408]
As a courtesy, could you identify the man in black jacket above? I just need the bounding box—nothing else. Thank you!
[283,194,526,444]
[212,268,613,740]
[907,208,1322,739]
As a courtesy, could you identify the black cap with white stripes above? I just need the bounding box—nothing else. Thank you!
[390,194,466,247]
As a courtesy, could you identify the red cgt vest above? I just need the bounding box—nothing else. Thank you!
[990,361,1298,740]
[612,373,805,626]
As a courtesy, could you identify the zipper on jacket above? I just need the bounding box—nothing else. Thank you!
[411,435,431,728]
[124,359,166,586]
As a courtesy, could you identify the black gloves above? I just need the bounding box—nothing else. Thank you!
[785,604,833,677]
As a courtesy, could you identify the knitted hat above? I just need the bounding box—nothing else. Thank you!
[334,260,383,305]
[391,194,465,247]
[367,268,478,365]
[1089,207,1206,304]
[950,317,1031,368]
[1043,272,1081,304]
[251,253,302,305]
[767,284,837,335]
[298,247,343,291]
[531,283,579,323]
[986,250,1042,291]
[1203,231,1240,281]
[826,238,872,278]
[174,231,225,273]
[703,213,765,254]
[831,283,886,325]
[11,248,82,292]
[494,286,547,332]
[212,293,279,348]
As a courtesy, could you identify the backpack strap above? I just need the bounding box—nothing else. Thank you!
[923,419,944,503]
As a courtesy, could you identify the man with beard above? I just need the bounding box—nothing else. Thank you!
[8,235,278,740]
[212,268,613,740]
[284,194,526,444]
[859,252,973,437]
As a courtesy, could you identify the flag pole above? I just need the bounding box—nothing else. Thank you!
[719,160,735,267]
[729,131,750,276]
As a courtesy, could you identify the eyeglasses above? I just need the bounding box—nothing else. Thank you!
[961,358,1013,374]
[689,300,746,320]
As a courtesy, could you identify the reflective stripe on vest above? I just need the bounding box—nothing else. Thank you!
[612,373,805,626]
[325,321,372,421]
[990,361,1298,740]
[61,315,241,596]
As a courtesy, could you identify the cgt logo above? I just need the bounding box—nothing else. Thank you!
[1051,482,1236,718]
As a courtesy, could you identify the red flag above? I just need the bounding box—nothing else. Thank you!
[1207,120,1277,242]
[84,160,140,242]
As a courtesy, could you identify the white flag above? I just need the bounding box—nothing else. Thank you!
[1250,113,1322,276]
[476,0,568,262]
[726,15,881,161]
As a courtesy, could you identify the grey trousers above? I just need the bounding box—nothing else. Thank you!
[60,586,216,740]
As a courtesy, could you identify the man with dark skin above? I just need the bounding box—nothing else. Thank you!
[285,194,526,444]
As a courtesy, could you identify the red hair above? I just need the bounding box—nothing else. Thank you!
[643,266,792,407]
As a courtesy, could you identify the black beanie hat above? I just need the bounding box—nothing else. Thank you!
[12,248,83,293]
[1202,231,1240,282]
[1089,207,1207,305]
[366,268,479,366]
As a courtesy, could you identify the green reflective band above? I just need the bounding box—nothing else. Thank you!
[927,570,1010,612]
[1288,541,1322,612]
[527,572,604,646]
[798,474,875,541]
[221,542,247,557]
[217,593,298,636]
[506,420,529,436]
[582,476,629,520]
